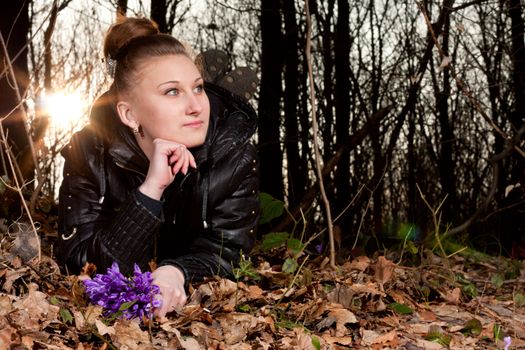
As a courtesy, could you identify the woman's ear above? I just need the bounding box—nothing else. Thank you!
[116,101,137,129]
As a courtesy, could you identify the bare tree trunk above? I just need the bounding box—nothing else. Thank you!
[310,0,335,164]
[334,0,351,216]
[502,0,525,253]
[151,0,167,33]
[435,8,457,222]
[44,2,59,91]
[117,0,128,19]
[283,0,305,208]
[258,0,284,200]
[0,1,31,182]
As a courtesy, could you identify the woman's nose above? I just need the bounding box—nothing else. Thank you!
[186,94,203,116]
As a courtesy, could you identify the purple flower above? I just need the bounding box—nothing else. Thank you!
[83,262,161,320]
[504,336,512,350]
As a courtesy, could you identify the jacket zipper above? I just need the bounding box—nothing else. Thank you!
[114,160,146,178]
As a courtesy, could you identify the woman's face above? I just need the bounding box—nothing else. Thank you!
[120,54,210,149]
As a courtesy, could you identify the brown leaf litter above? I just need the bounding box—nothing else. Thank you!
[0,227,524,349]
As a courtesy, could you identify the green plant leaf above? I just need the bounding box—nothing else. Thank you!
[491,273,505,289]
[493,324,503,340]
[311,335,321,350]
[60,308,74,324]
[425,325,451,347]
[460,318,482,336]
[50,296,60,305]
[514,293,525,307]
[282,258,298,274]
[236,304,251,313]
[118,301,135,311]
[388,302,413,315]
[261,232,289,251]
[287,238,305,257]
[259,193,284,224]
[462,283,478,298]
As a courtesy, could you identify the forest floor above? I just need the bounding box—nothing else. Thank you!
[1,221,524,350]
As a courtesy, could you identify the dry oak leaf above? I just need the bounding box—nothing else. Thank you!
[189,321,222,342]
[328,306,358,337]
[111,319,151,349]
[12,283,59,322]
[350,282,386,297]
[360,329,399,348]
[0,325,18,350]
[217,313,266,345]
[3,266,30,293]
[279,328,319,350]
[170,328,203,350]
[441,287,461,304]
[344,255,371,272]
[95,319,115,336]
[0,294,13,316]
[326,285,354,309]
[374,256,396,286]
[322,334,353,346]
[418,309,437,322]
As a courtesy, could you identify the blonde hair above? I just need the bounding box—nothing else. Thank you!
[103,17,189,94]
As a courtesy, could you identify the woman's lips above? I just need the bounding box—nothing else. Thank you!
[183,120,204,128]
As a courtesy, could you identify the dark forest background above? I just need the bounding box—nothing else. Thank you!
[1,0,524,260]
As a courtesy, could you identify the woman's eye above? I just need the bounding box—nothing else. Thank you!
[193,85,204,93]
[166,88,179,96]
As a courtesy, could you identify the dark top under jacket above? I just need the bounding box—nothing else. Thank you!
[57,83,260,288]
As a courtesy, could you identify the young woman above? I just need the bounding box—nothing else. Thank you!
[57,17,260,318]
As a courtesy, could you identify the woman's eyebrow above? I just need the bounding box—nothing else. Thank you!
[158,77,203,88]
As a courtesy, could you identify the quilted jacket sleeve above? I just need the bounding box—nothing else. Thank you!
[57,128,161,275]
[160,142,260,286]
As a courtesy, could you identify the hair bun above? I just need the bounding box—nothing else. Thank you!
[103,17,160,60]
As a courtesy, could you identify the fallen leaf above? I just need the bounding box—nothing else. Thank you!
[3,267,30,293]
[170,328,203,350]
[345,255,371,272]
[322,334,353,346]
[0,295,13,316]
[441,287,461,304]
[8,223,40,263]
[95,319,115,336]
[112,319,150,349]
[217,313,264,345]
[418,309,436,321]
[279,328,318,350]
[13,283,59,322]
[0,325,18,349]
[360,329,380,346]
[327,285,354,309]
[328,307,358,336]
[372,330,399,346]
[374,256,396,285]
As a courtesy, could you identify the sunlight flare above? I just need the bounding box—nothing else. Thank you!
[44,90,86,130]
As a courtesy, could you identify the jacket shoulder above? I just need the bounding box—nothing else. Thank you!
[205,83,258,163]
[61,126,104,178]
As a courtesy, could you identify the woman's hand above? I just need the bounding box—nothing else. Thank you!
[139,138,196,200]
[152,265,187,319]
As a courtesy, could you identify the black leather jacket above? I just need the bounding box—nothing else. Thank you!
[57,84,260,286]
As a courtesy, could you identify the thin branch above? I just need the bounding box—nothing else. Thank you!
[0,31,41,262]
[305,0,336,270]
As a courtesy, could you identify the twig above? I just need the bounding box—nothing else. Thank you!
[306,184,366,246]
[0,32,42,183]
[416,1,525,158]
[0,32,41,263]
[305,0,336,269]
